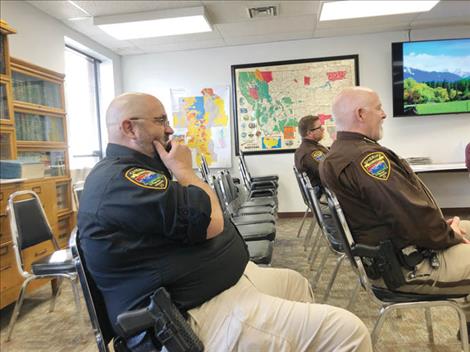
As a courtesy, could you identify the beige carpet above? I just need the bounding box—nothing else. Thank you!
[1,216,468,351]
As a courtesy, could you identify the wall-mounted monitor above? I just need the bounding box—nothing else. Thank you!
[392,38,470,117]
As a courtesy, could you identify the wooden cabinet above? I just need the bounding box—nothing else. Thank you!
[0,21,75,309]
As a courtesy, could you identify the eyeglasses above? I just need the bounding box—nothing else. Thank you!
[309,126,323,132]
[129,115,170,127]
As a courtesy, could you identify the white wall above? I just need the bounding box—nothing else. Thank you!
[1,0,122,95]
[121,26,470,211]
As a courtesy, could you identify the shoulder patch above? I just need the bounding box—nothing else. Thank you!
[311,150,325,162]
[124,167,168,190]
[360,152,391,181]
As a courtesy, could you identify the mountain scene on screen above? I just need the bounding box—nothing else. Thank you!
[402,38,470,115]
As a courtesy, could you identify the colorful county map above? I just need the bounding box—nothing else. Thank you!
[171,86,231,168]
[234,57,357,153]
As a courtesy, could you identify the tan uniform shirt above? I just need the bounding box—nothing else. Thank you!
[294,139,329,187]
[319,131,462,250]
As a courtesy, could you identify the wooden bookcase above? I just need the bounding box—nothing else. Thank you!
[0,20,75,309]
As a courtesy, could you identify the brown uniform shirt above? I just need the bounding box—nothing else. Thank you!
[319,131,462,250]
[294,139,329,187]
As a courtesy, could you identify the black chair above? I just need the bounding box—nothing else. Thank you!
[237,159,278,199]
[218,172,276,217]
[239,151,279,183]
[301,173,360,304]
[6,190,82,341]
[324,187,469,350]
[221,170,277,209]
[199,154,211,184]
[69,228,118,352]
[212,175,276,242]
[293,166,314,239]
[70,228,204,352]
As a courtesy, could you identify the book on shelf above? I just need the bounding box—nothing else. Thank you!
[0,160,45,179]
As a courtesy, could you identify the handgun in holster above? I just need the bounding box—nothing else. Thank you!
[353,240,406,290]
[116,287,204,352]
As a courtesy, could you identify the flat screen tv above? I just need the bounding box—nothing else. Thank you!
[392,38,470,117]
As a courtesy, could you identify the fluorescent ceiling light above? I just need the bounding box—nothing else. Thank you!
[94,7,212,40]
[320,1,440,21]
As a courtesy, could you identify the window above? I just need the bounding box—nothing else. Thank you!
[64,46,103,170]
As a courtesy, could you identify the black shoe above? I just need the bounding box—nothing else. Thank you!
[457,322,470,341]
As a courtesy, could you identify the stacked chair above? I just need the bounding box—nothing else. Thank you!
[324,187,469,350]
[212,174,276,264]
[198,154,278,265]
[238,151,279,199]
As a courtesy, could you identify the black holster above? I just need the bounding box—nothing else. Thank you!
[353,240,406,290]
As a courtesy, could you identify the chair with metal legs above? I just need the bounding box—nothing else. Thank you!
[299,173,358,303]
[324,187,469,350]
[292,166,314,239]
[5,190,82,341]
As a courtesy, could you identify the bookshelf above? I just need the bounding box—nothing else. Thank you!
[0,20,75,309]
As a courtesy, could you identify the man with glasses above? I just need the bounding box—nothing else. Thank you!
[295,115,329,193]
[295,115,340,244]
[78,92,371,351]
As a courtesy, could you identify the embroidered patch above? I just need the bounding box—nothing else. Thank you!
[361,152,391,181]
[311,150,325,162]
[124,167,168,190]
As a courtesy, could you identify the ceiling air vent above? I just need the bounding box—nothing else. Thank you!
[247,5,279,18]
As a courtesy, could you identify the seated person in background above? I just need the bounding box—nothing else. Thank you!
[295,115,329,194]
[78,92,372,351]
[320,86,470,335]
[295,115,339,242]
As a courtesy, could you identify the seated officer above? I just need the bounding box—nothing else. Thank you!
[295,115,329,194]
[295,115,339,243]
[78,92,371,351]
[320,86,470,335]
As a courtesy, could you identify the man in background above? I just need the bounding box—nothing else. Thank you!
[295,115,329,193]
[320,86,470,335]
[295,114,339,242]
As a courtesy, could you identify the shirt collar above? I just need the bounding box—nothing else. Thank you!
[301,138,321,146]
[336,131,378,144]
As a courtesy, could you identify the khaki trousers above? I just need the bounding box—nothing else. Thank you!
[400,220,470,320]
[188,261,372,352]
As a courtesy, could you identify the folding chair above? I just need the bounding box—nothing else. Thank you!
[221,170,277,209]
[69,227,121,351]
[199,154,211,184]
[237,159,278,199]
[301,173,358,304]
[293,166,314,238]
[239,151,279,183]
[6,190,82,341]
[218,172,276,217]
[70,228,203,352]
[324,187,469,350]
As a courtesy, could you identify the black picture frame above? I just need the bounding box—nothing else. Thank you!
[231,54,359,155]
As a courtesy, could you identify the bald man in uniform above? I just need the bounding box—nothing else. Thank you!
[78,92,372,351]
[320,86,470,335]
